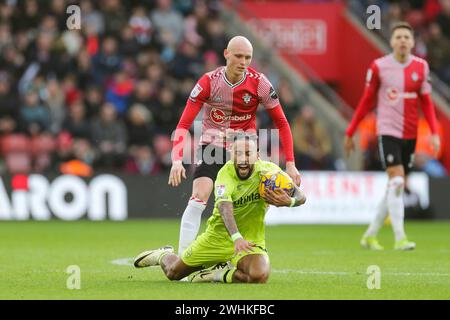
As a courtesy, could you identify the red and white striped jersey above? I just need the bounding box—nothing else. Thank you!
[346,54,437,139]
[188,66,280,146]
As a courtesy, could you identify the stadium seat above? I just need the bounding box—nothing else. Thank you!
[153,134,172,158]
[1,134,31,155]
[4,152,32,174]
[30,134,56,156]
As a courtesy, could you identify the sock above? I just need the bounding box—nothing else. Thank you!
[158,251,171,265]
[213,267,236,283]
[365,193,388,237]
[386,176,406,242]
[178,197,206,255]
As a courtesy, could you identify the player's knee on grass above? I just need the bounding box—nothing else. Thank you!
[165,267,183,281]
[163,259,194,281]
[247,268,270,284]
[237,254,270,284]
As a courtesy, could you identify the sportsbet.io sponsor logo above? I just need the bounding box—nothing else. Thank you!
[386,87,418,104]
[387,87,399,101]
[0,174,127,220]
[210,108,252,124]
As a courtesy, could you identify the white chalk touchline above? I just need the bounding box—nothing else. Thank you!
[111,258,450,277]
[111,258,134,266]
[273,269,450,277]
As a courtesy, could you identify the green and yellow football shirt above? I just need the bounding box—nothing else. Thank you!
[204,159,282,247]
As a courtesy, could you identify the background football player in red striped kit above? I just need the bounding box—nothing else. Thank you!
[168,36,301,255]
[344,22,440,251]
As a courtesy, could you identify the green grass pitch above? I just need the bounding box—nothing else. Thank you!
[1,220,449,300]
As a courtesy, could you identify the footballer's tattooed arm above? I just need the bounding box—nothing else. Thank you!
[218,201,255,253]
[218,201,239,236]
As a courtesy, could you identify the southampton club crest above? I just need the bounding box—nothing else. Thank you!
[411,72,419,82]
[242,93,251,104]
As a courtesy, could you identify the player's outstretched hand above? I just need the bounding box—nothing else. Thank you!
[262,188,291,207]
[430,134,441,158]
[168,160,186,187]
[234,238,255,255]
[344,136,355,158]
[286,162,301,186]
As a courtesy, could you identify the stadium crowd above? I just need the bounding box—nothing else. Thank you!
[0,0,337,176]
[350,0,449,176]
[351,0,450,85]
[0,0,447,177]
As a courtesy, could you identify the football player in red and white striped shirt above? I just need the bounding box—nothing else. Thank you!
[168,36,301,255]
[344,22,440,251]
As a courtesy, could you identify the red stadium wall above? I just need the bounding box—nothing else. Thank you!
[229,0,450,171]
[231,1,344,81]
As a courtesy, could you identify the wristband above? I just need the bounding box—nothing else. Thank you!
[231,232,243,242]
[289,197,296,207]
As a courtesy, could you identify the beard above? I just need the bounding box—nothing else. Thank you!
[235,163,254,180]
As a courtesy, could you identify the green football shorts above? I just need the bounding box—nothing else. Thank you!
[181,231,268,269]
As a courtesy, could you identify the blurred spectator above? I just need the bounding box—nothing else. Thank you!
[75,49,94,90]
[356,112,381,171]
[124,145,161,175]
[31,132,56,173]
[80,0,105,35]
[91,36,122,85]
[153,134,172,169]
[20,89,50,135]
[145,63,165,87]
[63,101,91,140]
[48,0,68,30]
[42,77,65,135]
[415,152,448,177]
[152,86,179,134]
[84,85,104,118]
[414,115,448,177]
[436,0,450,39]
[0,72,19,134]
[426,23,450,83]
[385,2,404,29]
[201,18,227,59]
[130,78,154,109]
[105,71,134,116]
[291,106,335,170]
[72,138,96,168]
[170,40,203,79]
[129,6,153,46]
[91,102,127,169]
[62,75,82,106]
[102,0,127,35]
[203,50,220,73]
[278,78,302,120]
[13,0,40,31]
[127,103,154,147]
[0,23,13,52]
[183,12,203,48]
[150,0,184,47]
[53,131,73,170]
[119,26,141,58]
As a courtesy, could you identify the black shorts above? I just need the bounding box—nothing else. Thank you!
[193,145,230,181]
[378,135,416,173]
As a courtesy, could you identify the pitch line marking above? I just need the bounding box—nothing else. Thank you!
[111,258,450,277]
[273,269,450,277]
[111,258,134,266]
